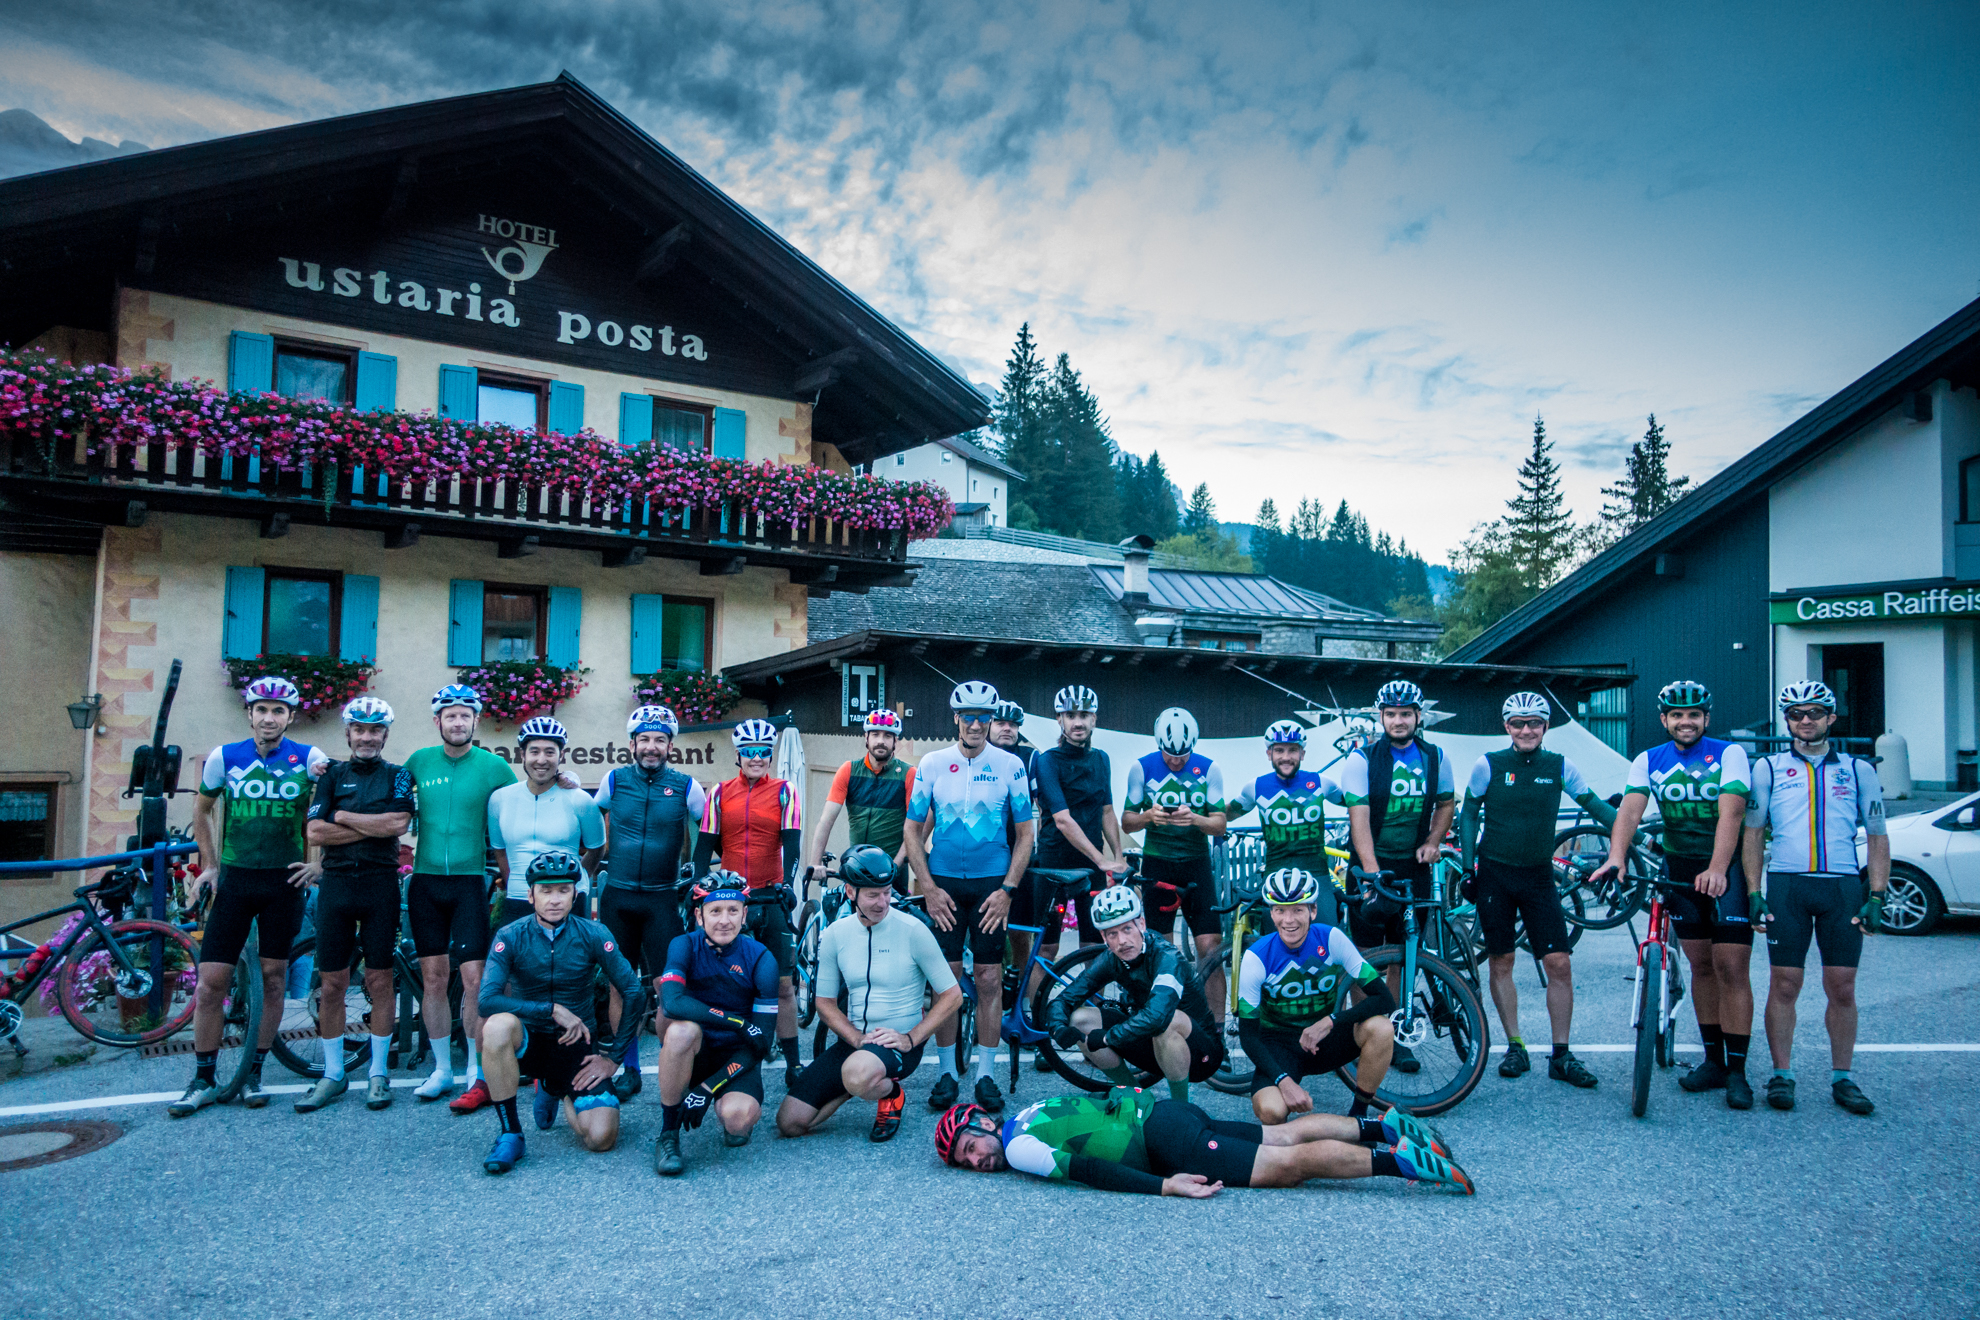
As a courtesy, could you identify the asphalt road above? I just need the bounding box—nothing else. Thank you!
[3,919,1976,1320]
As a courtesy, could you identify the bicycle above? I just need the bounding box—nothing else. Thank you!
[1552,820,1660,931]
[1625,871,1694,1117]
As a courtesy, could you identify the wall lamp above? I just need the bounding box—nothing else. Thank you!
[67,693,104,732]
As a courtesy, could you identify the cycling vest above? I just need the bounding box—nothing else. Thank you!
[704,774,798,890]
[843,756,912,856]
[600,763,698,891]
[1361,738,1443,860]
[1476,747,1567,867]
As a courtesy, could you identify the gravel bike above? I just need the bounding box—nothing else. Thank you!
[1552,821,1661,930]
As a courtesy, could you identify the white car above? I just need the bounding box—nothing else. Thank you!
[1858,792,1980,935]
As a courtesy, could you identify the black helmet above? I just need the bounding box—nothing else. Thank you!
[526,850,582,886]
[839,845,897,891]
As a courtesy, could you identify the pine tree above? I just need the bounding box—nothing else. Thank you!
[992,325,1050,529]
[1256,499,1281,537]
[1504,415,1576,592]
[1140,451,1179,539]
[1040,353,1119,540]
[1600,414,1691,537]
[1183,483,1217,536]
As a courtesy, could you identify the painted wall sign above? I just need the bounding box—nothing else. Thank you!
[1770,585,1980,624]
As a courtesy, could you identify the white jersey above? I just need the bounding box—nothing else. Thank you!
[1744,748,1885,876]
[816,907,958,1034]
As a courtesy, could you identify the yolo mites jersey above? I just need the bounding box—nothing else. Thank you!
[1000,1086,1161,1182]
[198,738,329,868]
[1236,923,1379,1032]
[1123,751,1225,861]
[1230,769,1334,872]
[1623,738,1751,860]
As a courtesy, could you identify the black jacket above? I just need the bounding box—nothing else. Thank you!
[478,914,646,1064]
[1042,931,1210,1049]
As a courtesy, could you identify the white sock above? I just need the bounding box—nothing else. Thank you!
[369,1033,391,1078]
[426,1055,452,1085]
[322,1041,345,1082]
[973,1051,994,1082]
[466,1038,481,1082]
[936,1044,956,1077]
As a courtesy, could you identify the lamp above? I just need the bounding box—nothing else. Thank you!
[67,693,103,731]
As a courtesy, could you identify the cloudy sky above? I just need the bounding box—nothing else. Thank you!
[4,1,1977,558]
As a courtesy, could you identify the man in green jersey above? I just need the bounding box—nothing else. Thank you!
[805,708,916,895]
[403,684,516,1106]
[1228,721,1342,924]
[1459,692,1615,1088]
[935,1086,1471,1196]
[1122,707,1229,1008]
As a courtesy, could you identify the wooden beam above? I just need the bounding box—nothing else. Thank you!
[908,640,929,658]
[384,521,420,550]
[634,223,691,285]
[1173,652,1192,669]
[1126,652,1145,667]
[498,534,539,559]
[794,348,859,395]
[601,543,646,568]
[787,564,838,586]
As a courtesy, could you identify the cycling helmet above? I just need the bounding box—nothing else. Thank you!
[990,700,1026,724]
[949,681,999,713]
[839,844,897,890]
[1053,685,1099,715]
[731,718,779,750]
[1264,720,1307,747]
[1090,884,1143,931]
[431,683,483,715]
[862,709,903,734]
[627,704,680,737]
[525,850,582,886]
[1154,707,1199,755]
[1501,691,1551,722]
[1375,680,1423,710]
[1656,679,1712,712]
[517,715,568,748]
[242,676,301,709]
[693,869,749,906]
[341,696,394,725]
[935,1102,990,1166]
[1778,680,1837,712]
[1263,867,1323,907]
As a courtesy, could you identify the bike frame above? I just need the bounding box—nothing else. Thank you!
[1629,889,1687,1044]
[0,842,200,1018]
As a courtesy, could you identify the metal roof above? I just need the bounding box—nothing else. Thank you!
[1089,564,1384,622]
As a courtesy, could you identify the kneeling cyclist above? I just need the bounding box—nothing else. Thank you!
[476,851,645,1174]
[1041,886,1224,1104]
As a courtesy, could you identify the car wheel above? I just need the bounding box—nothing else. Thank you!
[1881,864,1945,936]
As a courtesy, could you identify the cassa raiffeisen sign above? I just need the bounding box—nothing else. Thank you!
[1770,585,1980,624]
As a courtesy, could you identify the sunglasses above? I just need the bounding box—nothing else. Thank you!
[739,745,775,758]
[957,713,993,726]
[1784,707,1831,723]
[1506,718,1547,731]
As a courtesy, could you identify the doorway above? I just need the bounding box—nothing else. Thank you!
[1822,643,1885,742]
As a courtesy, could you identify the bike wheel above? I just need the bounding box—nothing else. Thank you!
[793,902,821,1030]
[1632,949,1662,1118]
[210,926,265,1103]
[1193,942,1255,1096]
[1552,827,1648,930]
[952,981,977,1081]
[1336,947,1489,1118]
[1029,945,1160,1093]
[267,935,373,1079]
[56,919,198,1046]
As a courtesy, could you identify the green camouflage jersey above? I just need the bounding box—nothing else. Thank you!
[1123,751,1225,861]
[1623,738,1751,859]
[198,737,328,869]
[1000,1086,1161,1182]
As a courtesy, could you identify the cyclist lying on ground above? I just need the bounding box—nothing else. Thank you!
[935,1087,1471,1196]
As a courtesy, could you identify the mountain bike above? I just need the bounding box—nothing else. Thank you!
[1628,872,1693,1117]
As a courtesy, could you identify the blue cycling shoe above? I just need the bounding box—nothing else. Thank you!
[533,1082,557,1131]
[1378,1107,1454,1162]
[483,1132,525,1175]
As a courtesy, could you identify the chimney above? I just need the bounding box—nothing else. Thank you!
[1133,614,1179,646]
[1118,534,1155,605]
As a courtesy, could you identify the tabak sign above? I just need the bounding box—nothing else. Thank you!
[274,213,711,362]
[1770,585,1980,624]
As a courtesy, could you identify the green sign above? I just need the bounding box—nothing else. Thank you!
[1771,586,1980,625]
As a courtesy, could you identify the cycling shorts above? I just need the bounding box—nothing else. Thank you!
[598,887,685,978]
[1348,856,1431,951]
[1663,853,1754,946]
[745,899,797,977]
[1475,858,1572,959]
[1764,871,1866,969]
[1245,1022,1363,1087]
[516,1023,618,1109]
[1142,1099,1260,1188]
[1138,856,1218,942]
[314,870,401,971]
[688,1042,765,1104]
[406,873,491,963]
[495,896,535,930]
[785,1036,925,1110]
[198,866,308,966]
[1097,1003,1227,1082]
[927,874,1010,964]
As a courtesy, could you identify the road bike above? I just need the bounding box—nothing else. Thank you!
[1552,821,1661,930]
[1628,872,1694,1117]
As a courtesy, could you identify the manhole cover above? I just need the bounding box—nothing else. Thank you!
[0,1120,121,1172]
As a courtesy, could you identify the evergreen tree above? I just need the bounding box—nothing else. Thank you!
[1599,414,1691,538]
[1115,449,1180,540]
[1504,415,1576,593]
[1256,498,1282,537]
[992,324,1050,529]
[1040,352,1119,539]
[1183,483,1218,536]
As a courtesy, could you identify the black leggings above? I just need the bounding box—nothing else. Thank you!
[1141,1099,1262,1188]
[597,887,685,979]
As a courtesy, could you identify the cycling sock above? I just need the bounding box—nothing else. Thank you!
[1348,1097,1370,1119]
[494,1095,521,1135]
[322,1041,346,1082]
[1357,1116,1387,1144]
[253,1047,271,1071]
[973,1051,994,1083]
[1550,1043,1569,1060]
[465,1038,481,1081]
[1724,1033,1750,1073]
[1699,1022,1724,1068]
[624,1035,639,1074]
[1774,1068,1794,1080]
[1508,1036,1525,1049]
[194,1051,217,1086]
[1166,1079,1189,1104]
[1369,1147,1406,1180]
[662,1102,685,1132]
[1831,1068,1851,1085]
[936,1044,956,1076]
[369,1033,391,1078]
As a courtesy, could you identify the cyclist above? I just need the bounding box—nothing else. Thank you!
[1229,721,1341,925]
[1339,680,1455,1074]
[1741,680,1888,1116]
[1594,680,1757,1110]
[1121,707,1228,1010]
[1459,691,1615,1088]
[1041,884,1224,1104]
[902,680,1035,1115]
[171,676,327,1117]
[486,717,605,928]
[1238,867,1398,1122]
[400,683,516,1107]
[652,871,779,1176]
[778,845,962,1143]
[805,708,916,893]
[594,704,706,1100]
[987,699,1037,784]
[934,1088,1471,1196]
[693,718,803,1087]
[296,697,414,1114]
[476,850,645,1174]
[1031,685,1129,947]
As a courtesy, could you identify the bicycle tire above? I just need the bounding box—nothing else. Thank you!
[210,926,264,1104]
[952,980,978,1080]
[1193,941,1255,1096]
[1632,948,1662,1118]
[793,900,821,1030]
[1336,947,1489,1118]
[268,935,373,1079]
[1552,826,1649,930]
[56,918,199,1046]
[1029,944,1160,1094]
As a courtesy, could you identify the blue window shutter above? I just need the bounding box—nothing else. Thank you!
[546,587,582,668]
[223,566,265,659]
[618,393,653,446]
[630,594,664,674]
[339,574,380,663]
[712,407,746,459]
[547,381,585,435]
[439,364,478,420]
[448,579,484,667]
[354,353,397,412]
[228,332,274,394]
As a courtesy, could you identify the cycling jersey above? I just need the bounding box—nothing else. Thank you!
[1002,1086,1161,1184]
[595,763,705,890]
[1340,740,1454,859]
[815,907,957,1034]
[404,745,515,876]
[1230,768,1333,872]
[1123,751,1225,861]
[1745,748,1885,875]
[198,738,328,868]
[701,774,801,889]
[1623,738,1750,859]
[1040,930,1212,1049]
[1463,748,1607,867]
[827,756,917,856]
[479,912,645,1064]
[657,929,779,1050]
[306,756,415,875]
[486,781,606,899]
[906,743,1033,880]
[1236,923,1379,1032]
[1032,742,1113,869]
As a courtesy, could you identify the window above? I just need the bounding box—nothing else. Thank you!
[940,450,952,464]
[894,453,905,466]
[0,783,56,869]
[264,568,341,657]
[274,342,354,404]
[652,401,712,453]
[1962,455,1980,522]
[1181,630,1255,651]
[660,599,711,672]
[483,584,547,662]
[478,376,545,431]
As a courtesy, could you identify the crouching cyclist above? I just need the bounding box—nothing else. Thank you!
[1041,886,1224,1105]
[934,1086,1471,1196]
[476,850,646,1175]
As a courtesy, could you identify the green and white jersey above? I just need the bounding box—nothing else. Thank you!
[1236,923,1379,1031]
[198,737,329,869]
[1000,1087,1160,1182]
[1123,751,1225,860]
[1623,738,1750,860]
[1340,741,1455,859]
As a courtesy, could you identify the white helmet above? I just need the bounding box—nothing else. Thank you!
[1090,885,1143,931]
[627,704,679,737]
[1778,680,1837,712]
[1154,707,1198,755]
[1054,685,1099,714]
[949,680,999,713]
[341,696,394,725]
[242,676,301,709]
[1501,692,1551,722]
[517,715,568,747]
[731,718,779,749]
